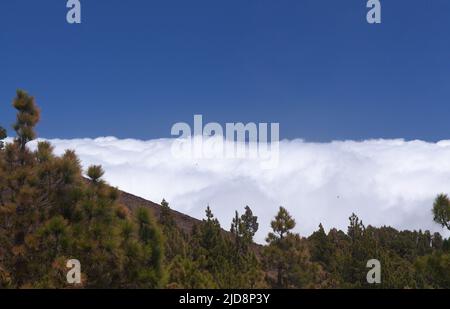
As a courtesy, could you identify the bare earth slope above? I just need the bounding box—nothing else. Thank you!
[118,190,201,234]
[117,189,264,254]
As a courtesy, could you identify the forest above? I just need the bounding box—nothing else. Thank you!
[0,90,449,289]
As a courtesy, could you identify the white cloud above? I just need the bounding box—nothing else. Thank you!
[25,137,450,243]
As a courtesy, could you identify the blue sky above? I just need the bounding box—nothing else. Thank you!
[1,0,449,141]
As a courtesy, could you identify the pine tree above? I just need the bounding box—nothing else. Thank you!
[158,199,187,265]
[0,90,166,288]
[265,206,295,287]
[12,90,40,153]
[343,213,381,287]
[87,165,104,184]
[240,206,259,244]
[135,207,165,287]
[229,206,264,288]
[191,206,227,283]
[263,206,322,288]
[267,206,295,242]
[160,199,175,228]
[230,206,258,253]
[433,194,450,230]
[347,213,365,242]
[309,223,332,268]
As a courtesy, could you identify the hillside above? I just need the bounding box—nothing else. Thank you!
[117,188,264,254]
[118,190,201,235]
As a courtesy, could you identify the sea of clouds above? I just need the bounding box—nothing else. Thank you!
[23,137,450,243]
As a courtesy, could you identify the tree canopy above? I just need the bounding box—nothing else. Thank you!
[0,90,449,288]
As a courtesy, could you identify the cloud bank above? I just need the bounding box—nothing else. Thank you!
[26,137,450,243]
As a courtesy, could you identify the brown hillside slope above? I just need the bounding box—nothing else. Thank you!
[118,190,201,234]
[117,189,264,253]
